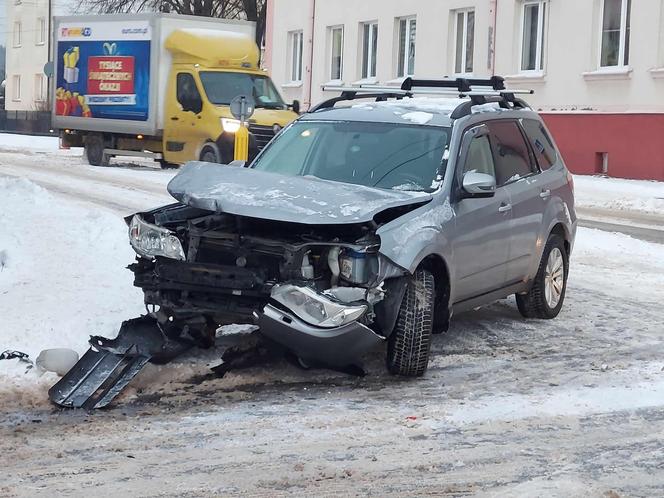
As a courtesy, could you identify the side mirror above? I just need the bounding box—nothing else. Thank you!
[290,100,301,114]
[182,97,202,115]
[227,160,246,167]
[462,171,496,197]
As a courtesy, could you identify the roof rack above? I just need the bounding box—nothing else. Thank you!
[311,76,534,118]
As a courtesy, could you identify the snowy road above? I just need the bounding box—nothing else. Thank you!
[1,140,664,497]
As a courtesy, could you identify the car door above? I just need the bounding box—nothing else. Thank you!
[452,124,513,303]
[163,72,204,164]
[486,119,544,284]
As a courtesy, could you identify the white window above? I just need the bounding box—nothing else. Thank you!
[34,74,46,102]
[329,26,344,81]
[12,75,21,101]
[361,22,378,79]
[13,22,22,47]
[600,0,631,67]
[289,31,303,83]
[521,1,547,71]
[397,17,416,77]
[37,17,46,45]
[454,10,475,74]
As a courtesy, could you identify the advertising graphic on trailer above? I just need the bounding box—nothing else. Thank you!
[55,21,151,121]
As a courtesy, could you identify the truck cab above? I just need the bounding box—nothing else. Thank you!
[163,29,298,165]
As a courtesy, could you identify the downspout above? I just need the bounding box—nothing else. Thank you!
[488,0,498,75]
[303,0,316,110]
[263,0,275,72]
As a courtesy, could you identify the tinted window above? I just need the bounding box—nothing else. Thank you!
[252,121,450,192]
[176,73,202,113]
[464,134,495,179]
[487,120,536,186]
[521,119,557,170]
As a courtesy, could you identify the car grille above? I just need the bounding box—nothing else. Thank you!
[249,124,275,150]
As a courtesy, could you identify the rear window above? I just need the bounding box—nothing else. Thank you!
[521,119,558,170]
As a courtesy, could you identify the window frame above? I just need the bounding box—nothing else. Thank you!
[289,30,304,83]
[13,21,22,47]
[361,21,379,79]
[599,0,631,68]
[519,0,547,73]
[34,74,46,102]
[329,25,345,81]
[37,17,46,46]
[12,75,21,101]
[454,9,475,76]
[397,16,417,77]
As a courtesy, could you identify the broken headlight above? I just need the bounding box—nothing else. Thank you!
[128,215,185,260]
[271,284,367,328]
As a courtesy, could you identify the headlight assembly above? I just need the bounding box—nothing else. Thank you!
[128,215,185,260]
[221,118,242,133]
[271,284,367,328]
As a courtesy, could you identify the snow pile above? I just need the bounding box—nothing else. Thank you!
[0,177,144,406]
[574,174,664,215]
[0,133,60,153]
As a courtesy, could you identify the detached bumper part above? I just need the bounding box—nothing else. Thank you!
[256,304,384,368]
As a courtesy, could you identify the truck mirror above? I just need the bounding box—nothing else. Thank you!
[291,100,301,114]
[183,96,202,115]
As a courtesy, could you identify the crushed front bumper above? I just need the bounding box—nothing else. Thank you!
[255,304,384,368]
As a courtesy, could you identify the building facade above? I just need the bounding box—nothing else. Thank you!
[265,0,664,180]
[5,0,72,112]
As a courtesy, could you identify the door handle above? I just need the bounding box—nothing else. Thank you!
[498,203,512,213]
[540,189,551,199]
[170,116,179,121]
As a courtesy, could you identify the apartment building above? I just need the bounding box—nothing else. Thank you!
[265,0,664,180]
[5,0,72,111]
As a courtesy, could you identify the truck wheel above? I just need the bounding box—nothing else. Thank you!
[516,234,569,319]
[386,269,434,377]
[85,134,109,167]
[200,144,220,163]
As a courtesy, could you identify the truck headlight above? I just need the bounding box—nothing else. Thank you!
[271,284,367,328]
[221,118,241,133]
[128,215,185,260]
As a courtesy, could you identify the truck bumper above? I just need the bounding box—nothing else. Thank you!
[255,304,384,368]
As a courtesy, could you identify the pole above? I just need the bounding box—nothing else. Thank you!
[233,97,249,161]
[47,0,53,109]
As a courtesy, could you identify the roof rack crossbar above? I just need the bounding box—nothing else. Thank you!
[401,76,505,92]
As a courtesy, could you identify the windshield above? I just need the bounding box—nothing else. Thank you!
[199,72,285,109]
[251,121,450,192]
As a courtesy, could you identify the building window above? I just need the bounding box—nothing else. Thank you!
[361,22,378,79]
[454,10,475,74]
[289,31,303,83]
[13,22,22,47]
[34,74,46,102]
[37,17,46,45]
[397,17,416,77]
[329,26,344,81]
[521,1,546,71]
[12,75,21,101]
[600,0,631,67]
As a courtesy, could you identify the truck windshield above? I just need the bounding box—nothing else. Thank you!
[251,121,450,192]
[199,72,286,109]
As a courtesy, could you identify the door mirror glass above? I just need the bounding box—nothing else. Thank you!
[462,171,496,197]
[291,100,301,114]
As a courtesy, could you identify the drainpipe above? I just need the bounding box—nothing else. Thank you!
[263,0,275,72]
[303,0,316,110]
[488,0,498,75]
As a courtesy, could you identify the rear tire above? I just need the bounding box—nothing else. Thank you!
[84,134,109,167]
[516,234,569,319]
[386,269,435,377]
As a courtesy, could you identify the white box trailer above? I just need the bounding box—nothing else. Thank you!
[52,13,255,136]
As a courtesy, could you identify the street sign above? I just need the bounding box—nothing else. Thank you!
[230,95,255,121]
[44,61,54,78]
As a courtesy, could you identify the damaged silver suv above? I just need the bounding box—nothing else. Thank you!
[50,77,577,409]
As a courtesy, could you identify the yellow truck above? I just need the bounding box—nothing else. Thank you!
[53,13,299,167]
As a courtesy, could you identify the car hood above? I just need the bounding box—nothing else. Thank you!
[167,161,432,225]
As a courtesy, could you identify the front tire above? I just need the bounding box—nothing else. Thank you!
[386,269,435,377]
[516,234,569,319]
[200,144,220,163]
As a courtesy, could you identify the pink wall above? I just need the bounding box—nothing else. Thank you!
[542,113,664,181]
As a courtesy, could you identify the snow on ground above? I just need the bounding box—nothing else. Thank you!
[574,174,664,216]
[0,133,60,152]
[0,177,144,406]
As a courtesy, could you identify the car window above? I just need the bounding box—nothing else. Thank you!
[487,120,537,186]
[176,73,202,113]
[463,134,496,180]
[521,119,558,170]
